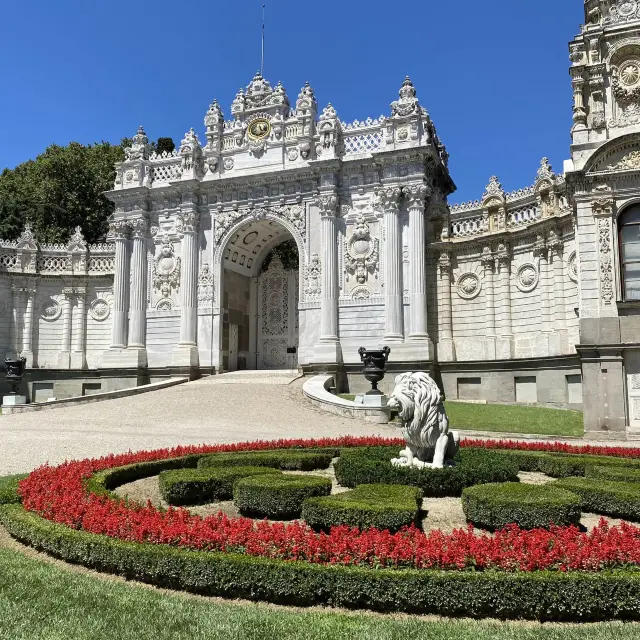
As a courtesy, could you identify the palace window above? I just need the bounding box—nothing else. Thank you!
[619,205,640,301]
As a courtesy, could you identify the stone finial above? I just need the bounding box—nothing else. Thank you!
[296,82,317,115]
[179,128,202,153]
[67,226,86,252]
[124,125,151,161]
[244,72,274,109]
[536,157,555,182]
[205,99,224,127]
[391,76,420,117]
[231,88,246,115]
[16,222,38,250]
[270,81,290,108]
[320,103,338,121]
[483,176,505,199]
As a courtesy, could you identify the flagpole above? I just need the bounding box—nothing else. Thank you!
[261,4,265,76]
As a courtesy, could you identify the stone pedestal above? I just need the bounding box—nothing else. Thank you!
[171,344,200,369]
[314,340,343,365]
[3,395,26,406]
[356,393,389,408]
[100,347,148,369]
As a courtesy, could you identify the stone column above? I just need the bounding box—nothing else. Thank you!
[7,285,18,359]
[535,235,552,332]
[481,246,496,360]
[495,243,513,359]
[248,276,259,369]
[127,218,149,350]
[379,186,404,343]
[57,287,73,369]
[313,193,342,363]
[172,209,200,368]
[21,284,36,367]
[549,229,566,354]
[109,221,131,350]
[71,285,87,369]
[437,252,455,361]
[406,183,431,343]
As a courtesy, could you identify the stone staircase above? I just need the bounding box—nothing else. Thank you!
[196,370,302,386]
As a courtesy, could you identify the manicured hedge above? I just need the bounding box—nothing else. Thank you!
[0,474,27,505]
[586,465,640,484]
[334,447,519,497]
[462,482,582,530]
[159,467,280,506]
[4,504,640,622]
[302,484,423,532]
[198,450,334,472]
[234,474,332,519]
[554,477,640,521]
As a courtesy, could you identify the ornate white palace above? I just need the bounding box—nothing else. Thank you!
[4,0,640,437]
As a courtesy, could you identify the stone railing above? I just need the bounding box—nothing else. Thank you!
[341,117,386,156]
[0,226,115,276]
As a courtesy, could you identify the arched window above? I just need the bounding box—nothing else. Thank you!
[619,205,640,300]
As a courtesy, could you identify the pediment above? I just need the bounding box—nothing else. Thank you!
[586,137,640,174]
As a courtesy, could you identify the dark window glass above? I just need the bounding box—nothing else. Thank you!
[620,205,640,300]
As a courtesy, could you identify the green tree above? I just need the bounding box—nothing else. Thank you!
[0,141,126,244]
[153,137,176,155]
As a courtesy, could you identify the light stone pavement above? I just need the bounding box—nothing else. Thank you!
[0,377,398,475]
[0,376,635,476]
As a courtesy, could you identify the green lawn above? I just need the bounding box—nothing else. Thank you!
[444,401,584,437]
[0,545,637,640]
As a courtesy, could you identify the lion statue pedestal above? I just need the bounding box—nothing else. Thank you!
[387,372,460,469]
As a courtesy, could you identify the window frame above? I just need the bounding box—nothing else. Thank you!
[618,204,640,302]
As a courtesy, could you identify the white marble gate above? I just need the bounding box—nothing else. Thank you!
[257,257,299,369]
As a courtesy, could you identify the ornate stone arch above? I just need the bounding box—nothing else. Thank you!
[212,211,307,314]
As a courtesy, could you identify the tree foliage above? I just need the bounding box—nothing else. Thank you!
[0,141,126,244]
[153,137,175,155]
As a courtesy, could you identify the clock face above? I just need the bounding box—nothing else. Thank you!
[248,118,271,141]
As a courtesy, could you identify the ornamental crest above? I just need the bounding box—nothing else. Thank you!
[152,240,181,303]
[344,214,379,284]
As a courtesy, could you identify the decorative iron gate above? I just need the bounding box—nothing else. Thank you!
[257,257,299,369]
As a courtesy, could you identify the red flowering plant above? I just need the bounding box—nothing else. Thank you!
[16,436,640,573]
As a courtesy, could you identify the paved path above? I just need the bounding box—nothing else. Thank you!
[0,377,397,475]
[0,376,635,475]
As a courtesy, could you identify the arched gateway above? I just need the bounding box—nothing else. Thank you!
[216,217,300,371]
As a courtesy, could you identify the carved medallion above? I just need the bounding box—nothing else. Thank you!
[568,251,578,283]
[351,285,374,300]
[89,298,110,321]
[516,263,539,293]
[620,60,640,87]
[41,298,62,321]
[456,273,481,300]
[344,214,379,284]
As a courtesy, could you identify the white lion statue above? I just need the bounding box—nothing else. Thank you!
[387,372,460,469]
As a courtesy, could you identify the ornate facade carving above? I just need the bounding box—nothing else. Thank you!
[456,272,481,300]
[515,263,539,293]
[304,253,321,298]
[344,214,379,284]
[152,239,181,307]
[197,263,214,305]
[598,218,614,305]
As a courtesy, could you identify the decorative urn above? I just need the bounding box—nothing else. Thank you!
[358,346,391,395]
[4,356,26,395]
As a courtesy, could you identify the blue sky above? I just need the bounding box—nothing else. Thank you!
[0,0,581,203]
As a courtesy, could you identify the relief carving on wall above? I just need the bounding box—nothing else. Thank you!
[344,214,379,285]
[598,218,614,305]
[568,251,578,283]
[198,263,214,306]
[40,297,62,321]
[304,253,321,299]
[89,298,111,321]
[214,204,306,243]
[152,239,181,310]
[456,272,481,300]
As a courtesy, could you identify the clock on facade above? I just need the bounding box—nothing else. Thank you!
[247,118,271,141]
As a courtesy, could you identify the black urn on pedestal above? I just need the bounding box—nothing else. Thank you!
[358,346,391,396]
[4,357,26,396]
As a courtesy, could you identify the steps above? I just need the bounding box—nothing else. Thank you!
[197,370,302,386]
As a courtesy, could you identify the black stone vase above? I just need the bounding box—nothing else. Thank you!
[358,346,391,396]
[4,357,26,395]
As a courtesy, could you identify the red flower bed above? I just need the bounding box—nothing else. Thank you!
[16,436,640,573]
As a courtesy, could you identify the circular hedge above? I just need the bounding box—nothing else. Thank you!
[234,474,332,519]
[334,446,519,497]
[462,482,582,530]
[5,437,640,621]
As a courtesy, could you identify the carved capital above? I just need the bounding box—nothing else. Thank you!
[547,228,563,254]
[375,186,403,212]
[480,246,495,271]
[591,185,614,217]
[176,211,200,235]
[438,252,452,276]
[314,194,338,218]
[129,217,149,239]
[533,234,548,258]
[495,242,511,266]
[109,220,131,240]
[403,183,430,210]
